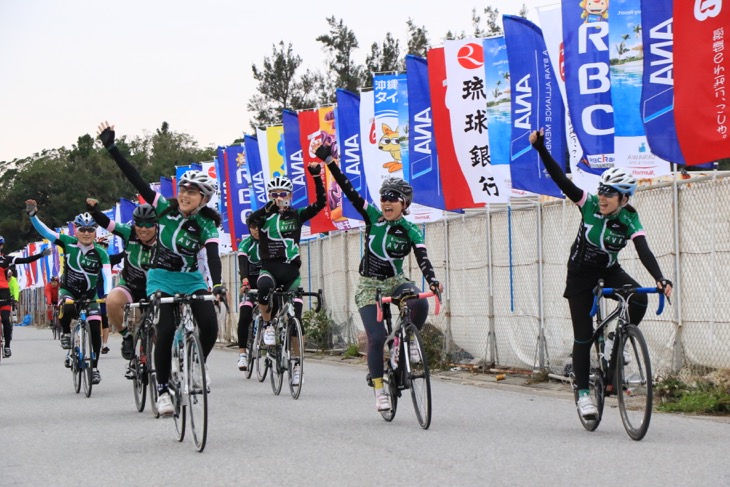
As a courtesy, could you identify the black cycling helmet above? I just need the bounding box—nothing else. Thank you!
[133,203,157,224]
[246,213,260,229]
[379,177,413,207]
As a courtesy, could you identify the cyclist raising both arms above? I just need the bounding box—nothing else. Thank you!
[529,128,672,419]
[247,164,326,387]
[26,203,112,384]
[98,121,224,417]
[87,199,157,361]
[313,141,443,413]
[0,235,51,358]
[236,215,262,371]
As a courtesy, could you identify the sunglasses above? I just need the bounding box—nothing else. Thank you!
[380,191,403,203]
[269,191,291,198]
[77,227,96,233]
[597,185,619,197]
[135,221,156,228]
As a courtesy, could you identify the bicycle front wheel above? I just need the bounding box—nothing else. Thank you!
[573,341,605,432]
[380,365,398,422]
[269,342,284,395]
[132,328,147,412]
[287,317,304,399]
[186,333,208,452]
[147,326,160,418]
[404,324,431,429]
[254,322,268,382]
[244,315,258,380]
[617,324,653,441]
[80,323,93,398]
[72,349,81,394]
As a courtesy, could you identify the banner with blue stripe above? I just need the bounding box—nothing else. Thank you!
[335,89,368,220]
[282,110,309,209]
[243,135,267,211]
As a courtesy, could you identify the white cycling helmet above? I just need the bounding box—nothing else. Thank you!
[74,212,97,228]
[600,167,637,196]
[266,176,294,194]
[178,170,217,199]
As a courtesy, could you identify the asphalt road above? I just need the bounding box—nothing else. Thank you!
[2,326,728,486]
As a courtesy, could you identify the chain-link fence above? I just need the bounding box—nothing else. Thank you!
[17,174,730,378]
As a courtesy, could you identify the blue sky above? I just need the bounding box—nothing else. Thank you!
[0,0,550,162]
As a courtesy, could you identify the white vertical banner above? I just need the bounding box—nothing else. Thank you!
[256,127,271,188]
[359,90,384,207]
[444,39,508,204]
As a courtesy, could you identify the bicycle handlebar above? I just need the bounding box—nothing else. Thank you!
[376,290,441,323]
[590,281,666,317]
[157,294,217,305]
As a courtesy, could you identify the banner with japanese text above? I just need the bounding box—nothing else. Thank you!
[221,144,251,248]
[503,16,566,198]
[674,0,730,165]
[443,39,508,204]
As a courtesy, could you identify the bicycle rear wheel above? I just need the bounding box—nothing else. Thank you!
[186,333,208,452]
[244,315,258,380]
[72,350,81,393]
[404,324,432,429]
[572,341,605,432]
[147,326,160,418]
[171,383,186,442]
[269,342,284,395]
[617,324,653,441]
[287,317,304,399]
[380,364,398,422]
[80,323,93,398]
[132,328,147,412]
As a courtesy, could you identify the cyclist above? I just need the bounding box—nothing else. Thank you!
[529,128,672,418]
[236,215,262,371]
[247,165,326,387]
[313,141,442,413]
[0,235,51,358]
[98,121,224,417]
[26,203,112,385]
[87,199,156,361]
[45,275,61,328]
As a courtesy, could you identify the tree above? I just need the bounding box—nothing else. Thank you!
[483,6,503,37]
[316,16,364,101]
[247,41,318,127]
[363,32,402,87]
[406,19,430,58]
[471,8,488,38]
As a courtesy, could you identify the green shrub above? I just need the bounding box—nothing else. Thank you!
[656,375,730,415]
[301,308,335,351]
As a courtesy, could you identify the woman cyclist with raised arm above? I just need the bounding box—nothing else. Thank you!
[529,128,673,419]
[313,141,443,414]
[97,121,224,417]
[0,235,51,358]
[26,204,112,384]
[87,199,157,360]
[236,214,262,371]
[247,163,326,387]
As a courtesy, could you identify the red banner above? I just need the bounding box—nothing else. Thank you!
[427,47,484,210]
[674,1,730,165]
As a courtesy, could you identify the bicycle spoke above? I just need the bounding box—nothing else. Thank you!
[132,329,147,412]
[405,325,431,429]
[287,318,304,399]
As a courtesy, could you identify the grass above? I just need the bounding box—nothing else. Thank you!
[655,373,730,415]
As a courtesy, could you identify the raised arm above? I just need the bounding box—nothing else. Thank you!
[529,129,583,203]
[25,199,59,243]
[97,122,157,204]
[314,141,369,221]
[298,163,327,222]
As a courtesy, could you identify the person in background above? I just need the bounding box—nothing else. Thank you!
[45,275,61,327]
[236,215,262,371]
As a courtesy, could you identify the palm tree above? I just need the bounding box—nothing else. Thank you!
[633,24,642,39]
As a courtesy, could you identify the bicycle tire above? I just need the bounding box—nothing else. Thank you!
[254,322,268,382]
[380,365,398,422]
[170,346,186,441]
[617,324,653,441]
[287,317,304,399]
[269,341,284,395]
[244,315,258,380]
[186,333,208,452]
[573,340,606,432]
[404,324,432,429]
[132,328,147,412]
[72,347,81,394]
[147,326,160,418]
[81,322,93,398]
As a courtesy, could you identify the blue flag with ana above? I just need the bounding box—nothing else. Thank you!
[335,89,368,220]
[504,15,565,198]
[405,54,446,209]
[244,135,267,211]
[221,144,252,246]
[119,198,136,225]
[282,110,309,209]
[159,176,174,198]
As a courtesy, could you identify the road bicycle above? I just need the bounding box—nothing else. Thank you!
[374,288,441,430]
[236,289,262,380]
[123,300,158,416]
[154,292,220,452]
[258,287,322,399]
[50,304,62,340]
[571,280,666,441]
[63,298,105,398]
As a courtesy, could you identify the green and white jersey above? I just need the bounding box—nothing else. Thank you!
[570,192,646,270]
[237,236,262,278]
[55,233,111,298]
[360,204,425,279]
[109,221,154,294]
[152,196,219,273]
